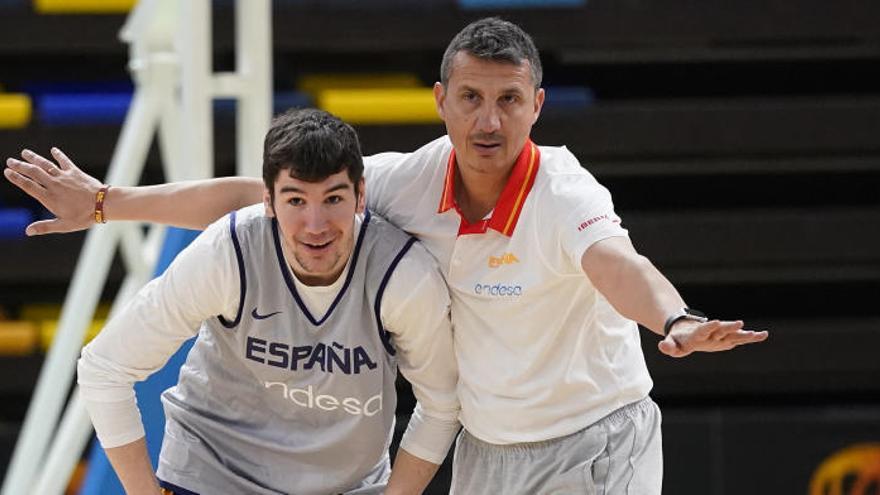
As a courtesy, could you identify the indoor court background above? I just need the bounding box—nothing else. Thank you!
[1,1,879,494]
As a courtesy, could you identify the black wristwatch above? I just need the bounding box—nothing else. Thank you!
[663,308,708,336]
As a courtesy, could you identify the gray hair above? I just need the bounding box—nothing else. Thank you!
[440,17,543,89]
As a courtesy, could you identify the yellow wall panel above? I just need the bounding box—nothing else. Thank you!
[0,94,32,129]
[298,73,421,96]
[33,0,137,14]
[318,88,441,125]
[0,322,38,356]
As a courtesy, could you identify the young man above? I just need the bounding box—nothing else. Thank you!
[5,18,767,495]
[70,109,459,494]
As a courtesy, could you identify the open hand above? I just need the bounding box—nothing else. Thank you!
[658,319,768,358]
[4,147,103,235]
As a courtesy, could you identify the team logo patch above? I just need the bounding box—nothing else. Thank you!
[488,252,519,268]
[252,307,282,320]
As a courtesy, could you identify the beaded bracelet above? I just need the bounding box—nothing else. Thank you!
[94,185,110,224]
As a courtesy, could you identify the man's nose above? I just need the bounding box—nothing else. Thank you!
[475,104,501,133]
[302,206,328,234]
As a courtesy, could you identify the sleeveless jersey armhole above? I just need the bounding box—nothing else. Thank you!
[217,210,247,328]
[373,236,418,356]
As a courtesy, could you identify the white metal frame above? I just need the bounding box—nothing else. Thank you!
[1,1,271,493]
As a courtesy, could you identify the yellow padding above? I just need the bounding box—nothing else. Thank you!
[0,94,32,129]
[318,88,441,125]
[40,319,105,352]
[0,322,39,356]
[21,303,111,322]
[298,73,422,97]
[33,0,137,14]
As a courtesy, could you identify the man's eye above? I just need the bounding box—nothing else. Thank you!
[463,92,479,102]
[288,197,305,206]
[501,94,519,104]
[326,195,343,204]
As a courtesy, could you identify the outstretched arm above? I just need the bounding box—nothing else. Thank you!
[4,147,263,234]
[581,236,769,357]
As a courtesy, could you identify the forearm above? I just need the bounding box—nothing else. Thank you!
[386,448,441,495]
[105,177,263,229]
[582,238,685,336]
[105,437,161,495]
[606,255,684,335]
[79,351,158,494]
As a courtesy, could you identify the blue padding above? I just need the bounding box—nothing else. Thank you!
[38,92,133,125]
[543,86,595,113]
[37,88,312,125]
[0,0,27,9]
[0,208,33,239]
[214,91,313,116]
[273,91,312,113]
[458,0,585,8]
[80,227,201,495]
[22,81,134,96]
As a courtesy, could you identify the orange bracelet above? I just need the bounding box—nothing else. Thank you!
[94,185,110,224]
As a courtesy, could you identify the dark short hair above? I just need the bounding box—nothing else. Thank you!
[440,17,543,89]
[262,108,363,201]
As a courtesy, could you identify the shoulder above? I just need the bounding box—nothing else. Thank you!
[379,239,448,321]
[536,144,601,188]
[394,239,440,276]
[364,136,452,187]
[532,145,610,214]
[364,211,411,240]
[221,203,271,241]
[230,203,268,228]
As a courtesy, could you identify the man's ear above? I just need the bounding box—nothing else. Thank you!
[263,187,275,218]
[532,87,545,124]
[356,177,366,214]
[433,82,447,121]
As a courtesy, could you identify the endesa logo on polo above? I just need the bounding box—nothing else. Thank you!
[488,252,519,268]
[474,282,523,297]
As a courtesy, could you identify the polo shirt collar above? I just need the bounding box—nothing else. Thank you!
[438,138,540,237]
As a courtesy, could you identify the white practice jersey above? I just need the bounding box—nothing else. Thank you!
[79,206,460,495]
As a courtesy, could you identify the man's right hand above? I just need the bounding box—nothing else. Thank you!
[4,147,103,236]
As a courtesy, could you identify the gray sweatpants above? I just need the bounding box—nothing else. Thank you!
[450,397,663,495]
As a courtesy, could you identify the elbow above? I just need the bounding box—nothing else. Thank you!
[76,345,99,391]
[76,344,136,401]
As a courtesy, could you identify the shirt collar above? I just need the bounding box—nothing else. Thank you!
[438,138,541,237]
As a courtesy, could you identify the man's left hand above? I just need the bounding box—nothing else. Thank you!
[658,319,768,358]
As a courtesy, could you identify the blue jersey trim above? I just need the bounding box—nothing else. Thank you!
[158,478,201,495]
[374,236,418,356]
[272,209,371,326]
[217,210,246,328]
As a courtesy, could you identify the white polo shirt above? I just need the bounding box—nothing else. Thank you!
[365,136,653,445]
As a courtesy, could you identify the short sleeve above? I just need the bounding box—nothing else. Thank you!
[552,173,629,269]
